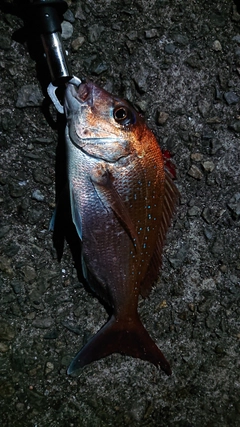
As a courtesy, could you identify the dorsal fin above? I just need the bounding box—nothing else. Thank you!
[140,170,179,298]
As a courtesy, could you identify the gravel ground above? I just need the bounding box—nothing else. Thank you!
[0,1,240,426]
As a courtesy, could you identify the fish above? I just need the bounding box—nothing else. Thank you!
[62,79,179,375]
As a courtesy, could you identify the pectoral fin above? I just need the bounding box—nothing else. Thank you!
[90,167,140,251]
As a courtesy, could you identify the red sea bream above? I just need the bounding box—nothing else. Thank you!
[64,80,179,375]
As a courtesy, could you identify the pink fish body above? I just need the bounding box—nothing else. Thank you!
[64,80,179,375]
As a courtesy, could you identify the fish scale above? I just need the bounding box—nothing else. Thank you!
[62,80,179,375]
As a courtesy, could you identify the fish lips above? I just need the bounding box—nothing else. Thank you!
[65,80,107,118]
[64,81,91,117]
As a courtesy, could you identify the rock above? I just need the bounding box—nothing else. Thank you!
[190,153,203,162]
[61,21,73,40]
[172,33,189,45]
[0,320,15,341]
[9,182,27,198]
[11,280,23,294]
[202,129,214,140]
[202,161,215,172]
[0,256,13,276]
[126,31,138,41]
[232,5,240,22]
[211,237,224,257]
[210,139,223,154]
[71,36,85,51]
[0,225,10,239]
[232,34,240,43]
[75,3,86,20]
[43,330,58,339]
[44,361,54,375]
[227,193,240,219]
[88,24,104,43]
[187,206,200,217]
[16,85,44,108]
[205,315,218,329]
[145,29,158,38]
[229,121,240,132]
[132,68,149,93]
[32,189,45,202]
[215,85,222,100]
[210,12,226,27]
[63,8,75,24]
[156,111,169,125]
[224,91,239,105]
[0,342,9,352]
[168,243,188,269]
[27,389,47,409]
[234,47,240,58]
[91,59,108,75]
[212,40,222,51]
[0,381,15,398]
[32,169,52,185]
[165,43,176,54]
[188,165,203,180]
[32,317,54,329]
[28,208,44,224]
[206,116,221,124]
[198,100,211,118]
[22,265,37,283]
[32,137,53,145]
[0,35,11,50]
[202,208,213,224]
[185,55,201,69]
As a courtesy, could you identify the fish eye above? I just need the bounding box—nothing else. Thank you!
[113,106,135,125]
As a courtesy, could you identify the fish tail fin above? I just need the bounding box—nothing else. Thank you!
[67,315,171,376]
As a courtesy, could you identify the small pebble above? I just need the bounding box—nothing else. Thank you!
[198,99,211,117]
[213,40,222,51]
[32,189,45,202]
[71,36,85,51]
[224,91,239,105]
[232,34,240,43]
[61,21,73,40]
[127,31,138,41]
[145,29,158,39]
[165,43,176,54]
[202,161,215,172]
[22,265,36,282]
[157,111,169,125]
[132,68,149,93]
[88,24,104,43]
[63,9,75,24]
[0,321,15,341]
[188,165,203,180]
[0,342,9,352]
[188,206,200,217]
[202,207,212,224]
[45,361,54,375]
[227,193,240,219]
[32,318,54,329]
[230,121,240,132]
[191,153,203,162]
[16,85,43,108]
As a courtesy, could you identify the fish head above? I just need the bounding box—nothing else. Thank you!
[64,80,146,162]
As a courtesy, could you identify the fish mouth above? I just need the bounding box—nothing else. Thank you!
[64,80,97,120]
[65,80,93,106]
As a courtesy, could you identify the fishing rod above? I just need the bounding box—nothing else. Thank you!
[2,0,80,113]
